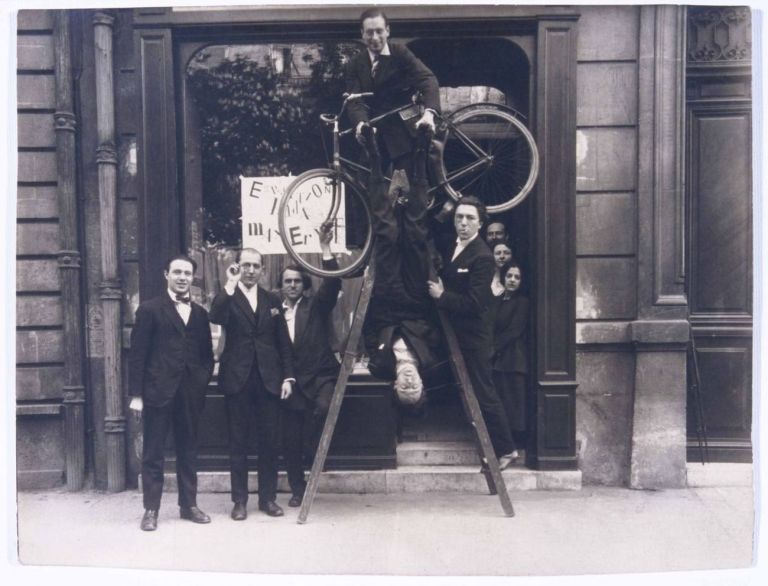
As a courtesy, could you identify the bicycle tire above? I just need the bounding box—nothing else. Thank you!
[278,168,374,278]
[434,104,539,214]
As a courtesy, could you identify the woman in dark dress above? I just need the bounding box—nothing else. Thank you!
[491,261,529,449]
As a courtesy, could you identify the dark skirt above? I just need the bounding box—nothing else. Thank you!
[492,370,527,435]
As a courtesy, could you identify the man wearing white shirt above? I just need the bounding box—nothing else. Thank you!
[428,198,519,468]
[278,225,342,507]
[128,255,214,531]
[209,248,295,519]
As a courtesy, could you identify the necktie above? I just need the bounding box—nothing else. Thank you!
[371,56,379,79]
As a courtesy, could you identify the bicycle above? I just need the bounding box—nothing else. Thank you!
[277,92,539,278]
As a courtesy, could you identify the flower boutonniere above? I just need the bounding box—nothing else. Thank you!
[270,307,280,317]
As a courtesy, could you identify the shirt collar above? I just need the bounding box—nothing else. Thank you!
[168,289,190,302]
[237,281,258,297]
[282,296,303,311]
[368,44,391,63]
[455,232,479,248]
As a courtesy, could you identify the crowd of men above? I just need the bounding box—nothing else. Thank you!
[128,8,528,532]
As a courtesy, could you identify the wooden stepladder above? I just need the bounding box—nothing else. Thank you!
[297,264,514,523]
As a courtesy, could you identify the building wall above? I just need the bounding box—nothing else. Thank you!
[16,9,66,489]
[574,6,640,485]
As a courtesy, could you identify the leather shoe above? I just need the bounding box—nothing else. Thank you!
[288,493,303,508]
[498,450,520,470]
[140,509,157,531]
[258,500,284,517]
[230,502,247,521]
[179,506,211,524]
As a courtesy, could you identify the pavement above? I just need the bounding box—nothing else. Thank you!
[9,478,757,582]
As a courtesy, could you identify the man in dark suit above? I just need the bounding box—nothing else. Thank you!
[128,255,215,532]
[428,197,519,467]
[278,224,341,507]
[346,7,440,172]
[209,248,295,520]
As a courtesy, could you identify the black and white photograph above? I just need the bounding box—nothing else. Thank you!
[2,0,764,584]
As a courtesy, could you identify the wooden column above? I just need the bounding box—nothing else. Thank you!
[531,17,579,470]
[54,11,87,491]
[94,11,125,492]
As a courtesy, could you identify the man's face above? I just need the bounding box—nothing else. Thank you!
[486,223,507,244]
[454,204,482,242]
[281,269,305,302]
[504,267,522,292]
[361,16,390,55]
[165,259,194,295]
[239,250,262,289]
[395,363,423,404]
[493,244,512,268]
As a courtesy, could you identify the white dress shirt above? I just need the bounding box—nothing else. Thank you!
[451,232,479,262]
[282,297,303,343]
[168,289,191,325]
[231,281,258,313]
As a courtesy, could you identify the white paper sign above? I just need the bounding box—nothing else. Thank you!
[240,176,347,255]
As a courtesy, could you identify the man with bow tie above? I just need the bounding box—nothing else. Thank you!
[345,7,440,174]
[209,248,295,520]
[129,255,215,531]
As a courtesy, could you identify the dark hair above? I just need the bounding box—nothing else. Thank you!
[360,7,389,28]
[491,241,513,255]
[454,195,488,225]
[236,247,262,264]
[499,260,523,282]
[165,254,197,273]
[277,265,312,291]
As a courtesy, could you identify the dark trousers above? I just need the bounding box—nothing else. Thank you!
[463,349,517,457]
[226,365,280,506]
[141,377,205,511]
[281,379,334,496]
[369,137,436,306]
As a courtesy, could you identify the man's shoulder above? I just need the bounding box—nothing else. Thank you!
[138,295,166,311]
[389,42,413,57]
[259,286,281,305]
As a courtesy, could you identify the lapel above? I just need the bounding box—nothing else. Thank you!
[233,286,257,326]
[161,293,186,335]
[255,287,271,329]
[293,296,309,346]
[372,54,393,87]
[450,237,477,267]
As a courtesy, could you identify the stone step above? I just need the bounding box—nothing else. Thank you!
[161,466,581,494]
[397,441,481,466]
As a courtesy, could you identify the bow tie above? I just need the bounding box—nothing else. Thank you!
[175,294,191,304]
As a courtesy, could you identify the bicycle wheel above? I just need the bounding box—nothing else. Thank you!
[435,104,539,214]
[278,168,373,278]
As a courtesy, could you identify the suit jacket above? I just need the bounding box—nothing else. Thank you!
[491,293,529,374]
[346,43,440,161]
[128,294,214,408]
[288,259,342,401]
[209,286,294,396]
[436,236,496,354]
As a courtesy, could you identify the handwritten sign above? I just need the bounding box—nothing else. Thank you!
[240,176,347,255]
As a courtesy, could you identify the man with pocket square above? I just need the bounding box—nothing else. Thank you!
[209,248,296,520]
[428,198,519,468]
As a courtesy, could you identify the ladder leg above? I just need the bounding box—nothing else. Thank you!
[297,265,375,524]
[437,311,515,517]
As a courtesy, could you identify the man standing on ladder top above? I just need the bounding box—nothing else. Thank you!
[345,7,441,174]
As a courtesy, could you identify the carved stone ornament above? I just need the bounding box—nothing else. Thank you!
[54,111,77,133]
[62,386,86,404]
[96,144,118,165]
[688,6,751,62]
[104,416,126,434]
[99,279,123,300]
[93,12,115,28]
[57,250,82,269]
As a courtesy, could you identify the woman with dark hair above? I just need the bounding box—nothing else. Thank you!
[490,241,513,297]
[491,260,529,450]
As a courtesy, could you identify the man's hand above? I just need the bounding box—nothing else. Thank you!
[415,109,436,134]
[427,277,444,299]
[355,121,375,146]
[225,262,241,293]
[319,221,334,256]
[280,380,293,400]
[129,396,144,413]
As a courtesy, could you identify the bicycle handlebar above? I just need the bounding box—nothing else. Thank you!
[319,92,374,125]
